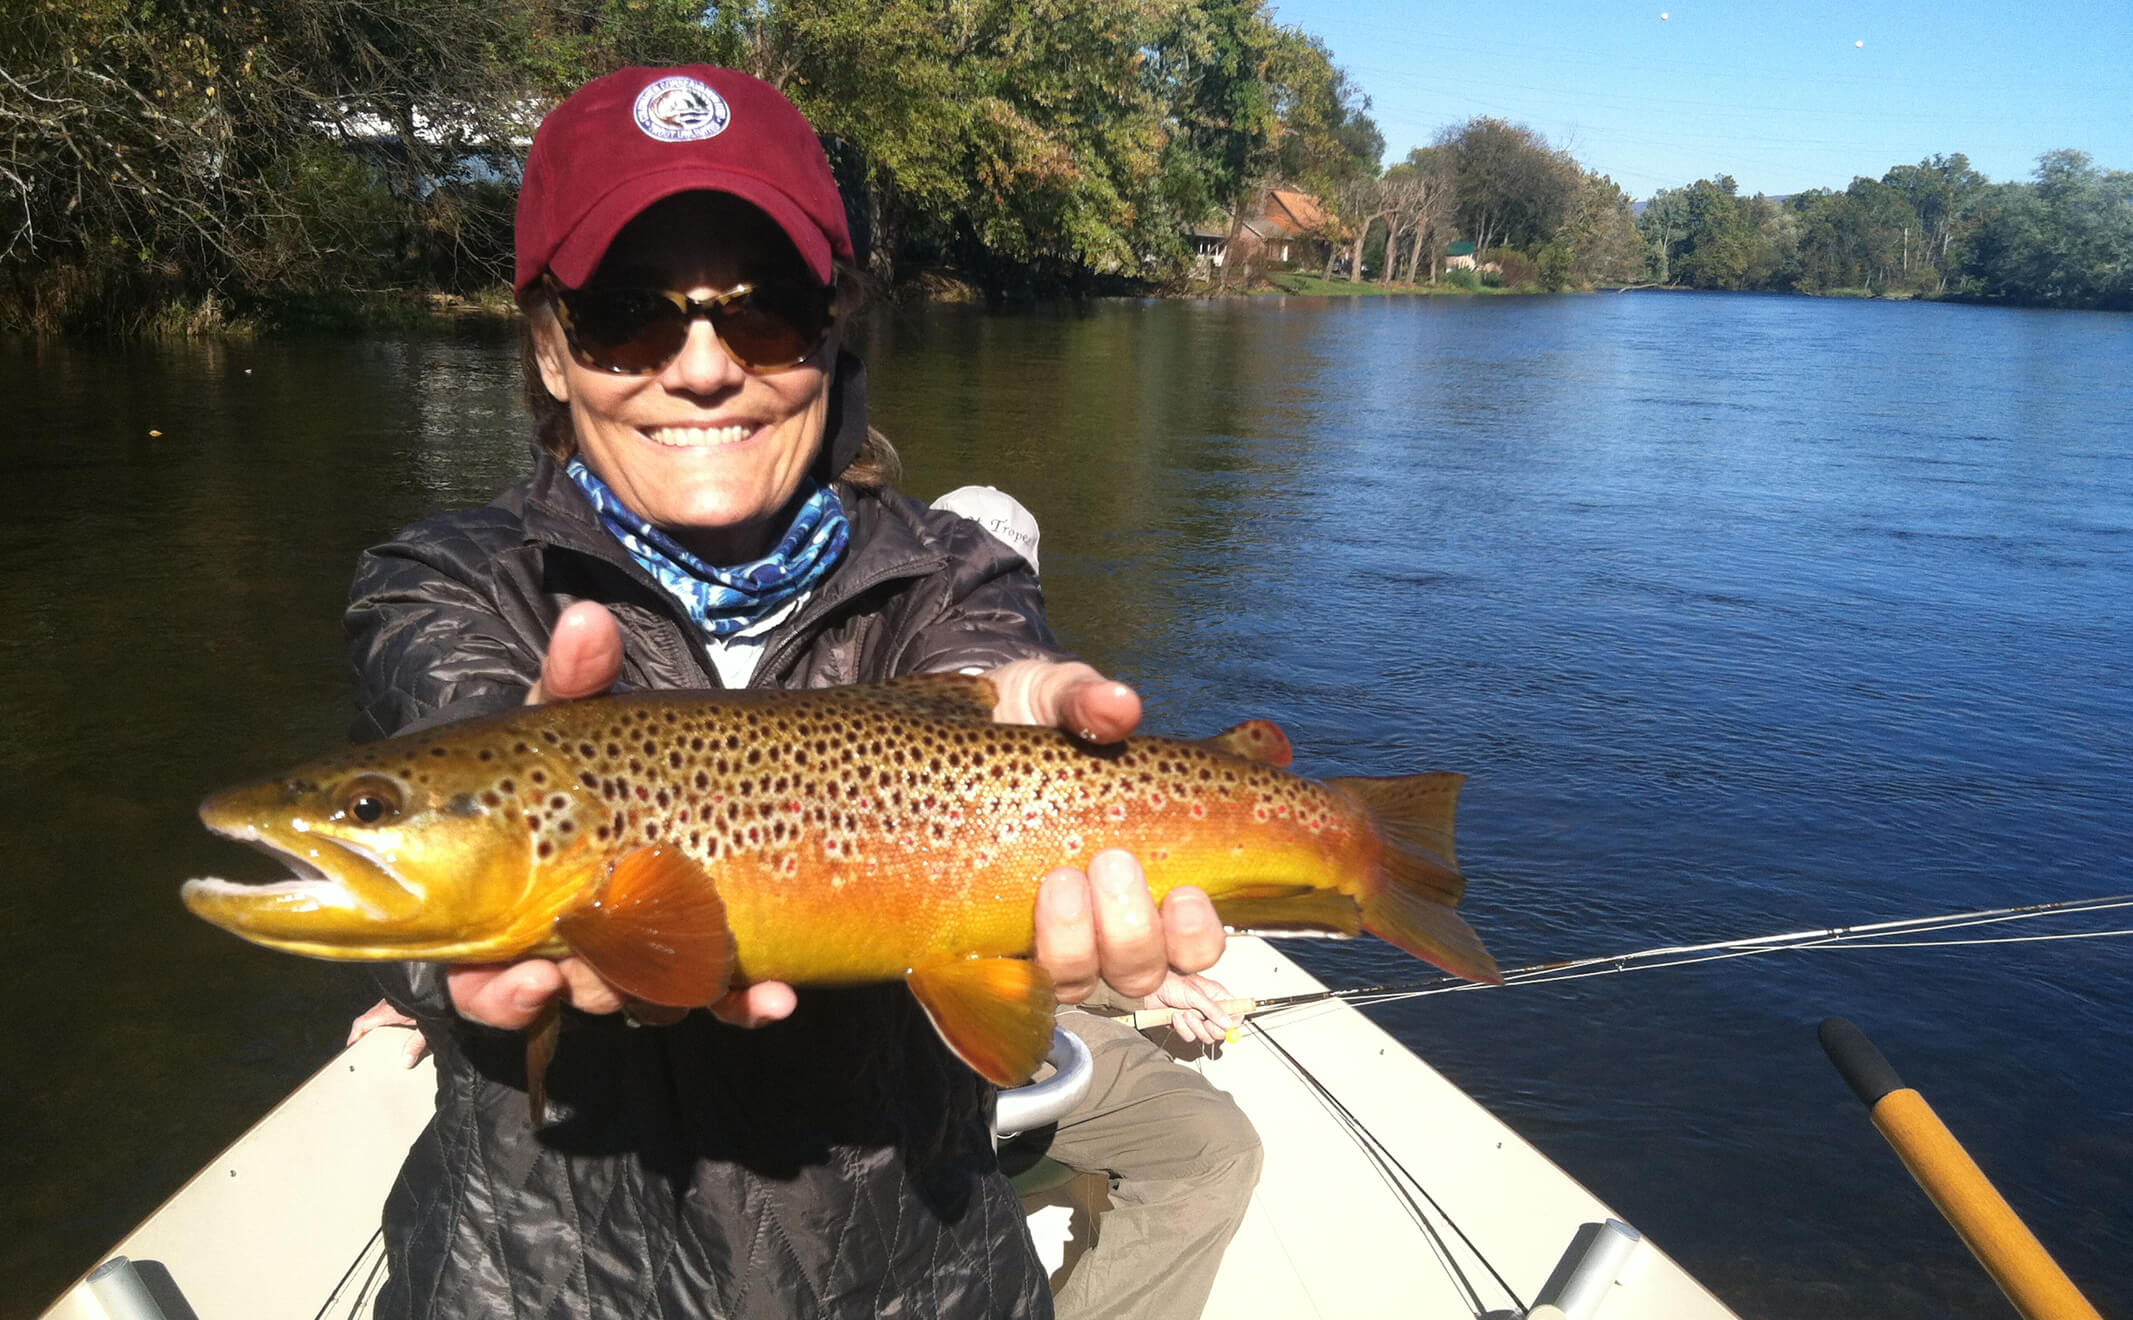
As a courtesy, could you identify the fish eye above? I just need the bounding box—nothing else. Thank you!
[336,775,404,826]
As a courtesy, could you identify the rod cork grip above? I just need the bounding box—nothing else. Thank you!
[1820,1016,1905,1108]
[1125,998,1257,1030]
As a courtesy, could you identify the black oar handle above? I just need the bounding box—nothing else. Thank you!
[1819,1016,1906,1108]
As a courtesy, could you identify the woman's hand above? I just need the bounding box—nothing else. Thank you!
[983,659,1228,1005]
[348,998,431,1067]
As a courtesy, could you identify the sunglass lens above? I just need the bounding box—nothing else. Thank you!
[716,284,833,371]
[565,288,686,373]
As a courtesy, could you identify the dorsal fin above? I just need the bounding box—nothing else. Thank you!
[1200,719,1294,767]
[865,673,1000,721]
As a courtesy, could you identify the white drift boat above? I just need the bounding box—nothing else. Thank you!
[44,936,1738,1320]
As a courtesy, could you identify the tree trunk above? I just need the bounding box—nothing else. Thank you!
[1216,207,1248,293]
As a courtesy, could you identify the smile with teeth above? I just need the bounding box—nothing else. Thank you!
[645,424,753,448]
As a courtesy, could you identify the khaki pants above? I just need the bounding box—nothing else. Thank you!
[1041,1011,1264,1320]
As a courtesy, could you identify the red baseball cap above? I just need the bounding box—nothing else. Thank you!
[514,66,852,293]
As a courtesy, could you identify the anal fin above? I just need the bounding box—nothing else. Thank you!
[907,957,1056,1086]
[555,846,735,1008]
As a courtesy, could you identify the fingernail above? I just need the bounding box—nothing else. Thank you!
[1046,877,1087,919]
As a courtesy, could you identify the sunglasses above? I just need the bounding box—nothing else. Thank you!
[544,273,837,375]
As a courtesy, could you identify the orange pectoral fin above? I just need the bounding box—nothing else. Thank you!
[906,957,1057,1087]
[554,847,736,1008]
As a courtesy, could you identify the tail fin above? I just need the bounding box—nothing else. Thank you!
[1327,772,1502,985]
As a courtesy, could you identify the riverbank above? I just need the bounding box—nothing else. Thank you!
[25,270,2109,343]
[1255,272,1535,297]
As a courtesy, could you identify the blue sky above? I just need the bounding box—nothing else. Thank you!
[1264,0,2133,199]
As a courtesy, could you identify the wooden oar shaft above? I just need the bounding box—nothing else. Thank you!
[1821,1018,2101,1320]
[1869,1090,2100,1320]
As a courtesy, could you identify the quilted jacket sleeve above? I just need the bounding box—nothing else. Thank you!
[345,509,547,743]
[343,510,547,1022]
[892,497,1073,677]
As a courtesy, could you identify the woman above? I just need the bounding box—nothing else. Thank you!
[346,66,1223,1318]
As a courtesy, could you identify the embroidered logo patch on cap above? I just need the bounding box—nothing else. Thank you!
[632,76,731,143]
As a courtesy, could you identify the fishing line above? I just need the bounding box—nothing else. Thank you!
[1245,1021,1529,1317]
[1245,893,2133,1018]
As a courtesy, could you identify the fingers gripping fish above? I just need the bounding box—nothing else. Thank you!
[183,675,1499,1104]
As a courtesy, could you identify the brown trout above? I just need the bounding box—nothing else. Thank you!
[184,675,1499,1088]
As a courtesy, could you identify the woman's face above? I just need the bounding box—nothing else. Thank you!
[531,192,836,565]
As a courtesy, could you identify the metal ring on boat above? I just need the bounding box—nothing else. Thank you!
[992,1027,1093,1137]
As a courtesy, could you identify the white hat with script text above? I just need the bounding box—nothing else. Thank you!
[931,485,1041,575]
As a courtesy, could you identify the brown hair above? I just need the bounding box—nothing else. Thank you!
[518,260,898,488]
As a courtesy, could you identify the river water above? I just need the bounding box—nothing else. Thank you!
[3,292,2127,1316]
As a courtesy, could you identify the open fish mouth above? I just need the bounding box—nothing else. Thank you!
[183,820,421,937]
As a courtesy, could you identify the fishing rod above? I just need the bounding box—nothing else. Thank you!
[1125,891,2133,1029]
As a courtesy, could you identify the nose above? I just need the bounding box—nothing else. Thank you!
[660,316,747,395]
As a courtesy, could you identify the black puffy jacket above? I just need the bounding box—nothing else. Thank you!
[346,452,1061,1318]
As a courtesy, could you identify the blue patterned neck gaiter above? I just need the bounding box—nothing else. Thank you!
[566,457,850,638]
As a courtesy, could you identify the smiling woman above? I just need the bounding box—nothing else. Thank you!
[330,63,1239,1320]
[523,194,845,564]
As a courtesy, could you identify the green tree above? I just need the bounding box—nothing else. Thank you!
[1435,117,1576,257]
[1640,176,1764,289]
[1560,170,1641,287]
[1640,187,1688,284]
[1881,153,1985,291]
[1958,150,2133,308]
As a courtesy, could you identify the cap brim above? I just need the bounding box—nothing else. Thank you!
[535,166,836,291]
